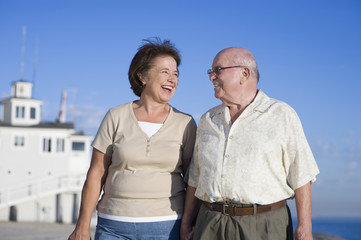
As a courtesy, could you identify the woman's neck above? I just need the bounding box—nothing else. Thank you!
[132,99,170,123]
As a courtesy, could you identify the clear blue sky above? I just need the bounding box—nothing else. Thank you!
[1,0,361,218]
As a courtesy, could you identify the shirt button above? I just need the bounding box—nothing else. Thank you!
[225,154,229,158]
[229,136,233,139]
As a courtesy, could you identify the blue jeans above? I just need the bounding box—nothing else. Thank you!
[94,216,181,240]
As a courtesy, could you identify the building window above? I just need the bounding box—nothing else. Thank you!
[14,136,25,147]
[56,138,65,152]
[43,137,52,152]
[72,141,85,151]
[16,106,25,118]
[30,107,36,119]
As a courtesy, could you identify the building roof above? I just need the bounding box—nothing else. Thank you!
[0,121,74,129]
[0,96,43,103]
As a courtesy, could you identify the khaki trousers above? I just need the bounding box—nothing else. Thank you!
[193,203,293,240]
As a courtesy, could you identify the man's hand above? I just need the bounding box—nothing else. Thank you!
[295,223,313,240]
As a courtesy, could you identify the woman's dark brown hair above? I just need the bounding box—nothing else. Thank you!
[128,38,181,97]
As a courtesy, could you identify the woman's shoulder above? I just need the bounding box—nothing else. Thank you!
[171,106,194,122]
[108,102,132,114]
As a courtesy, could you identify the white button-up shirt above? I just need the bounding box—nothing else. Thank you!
[188,90,319,205]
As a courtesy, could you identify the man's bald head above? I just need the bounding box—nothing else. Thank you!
[215,47,259,82]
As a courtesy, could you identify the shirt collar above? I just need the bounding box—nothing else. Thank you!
[209,89,272,120]
[248,89,272,113]
[222,89,272,113]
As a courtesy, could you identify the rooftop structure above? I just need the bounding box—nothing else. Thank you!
[0,79,93,224]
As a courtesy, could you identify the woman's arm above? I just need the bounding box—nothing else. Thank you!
[68,148,112,240]
[181,185,201,240]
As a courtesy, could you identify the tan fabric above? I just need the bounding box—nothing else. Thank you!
[193,203,293,240]
[188,90,319,205]
[92,102,197,217]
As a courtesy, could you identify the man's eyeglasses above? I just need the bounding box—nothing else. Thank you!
[207,65,245,77]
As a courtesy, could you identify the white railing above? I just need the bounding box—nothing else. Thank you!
[0,173,86,209]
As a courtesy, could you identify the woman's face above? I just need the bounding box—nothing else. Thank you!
[140,55,178,104]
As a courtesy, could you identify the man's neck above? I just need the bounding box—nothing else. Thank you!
[226,89,259,123]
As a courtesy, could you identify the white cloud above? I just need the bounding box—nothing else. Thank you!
[69,103,107,136]
[348,161,358,177]
[338,179,346,186]
[349,161,357,169]
[0,91,8,98]
[312,133,361,163]
[313,139,340,159]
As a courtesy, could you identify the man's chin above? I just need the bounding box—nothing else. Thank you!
[214,90,221,99]
[214,93,222,100]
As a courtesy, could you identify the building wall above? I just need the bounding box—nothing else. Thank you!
[0,126,92,222]
[2,103,12,123]
[0,127,76,188]
[5,98,42,126]
[0,80,93,223]
[0,192,82,224]
[69,135,93,174]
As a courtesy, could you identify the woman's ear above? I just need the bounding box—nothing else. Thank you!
[138,72,146,85]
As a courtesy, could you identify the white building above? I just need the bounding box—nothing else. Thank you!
[0,80,93,224]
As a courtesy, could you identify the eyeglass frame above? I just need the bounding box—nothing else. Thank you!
[207,65,246,77]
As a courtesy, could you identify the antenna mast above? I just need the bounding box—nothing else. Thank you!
[20,26,26,80]
[32,35,39,83]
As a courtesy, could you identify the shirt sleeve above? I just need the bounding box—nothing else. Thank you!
[284,108,320,190]
[92,109,115,156]
[187,116,206,188]
[181,117,197,160]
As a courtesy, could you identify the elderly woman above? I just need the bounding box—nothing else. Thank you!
[68,39,196,240]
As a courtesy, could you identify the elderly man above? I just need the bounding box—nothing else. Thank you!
[181,47,319,240]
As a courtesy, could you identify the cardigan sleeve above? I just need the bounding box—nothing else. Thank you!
[181,117,197,160]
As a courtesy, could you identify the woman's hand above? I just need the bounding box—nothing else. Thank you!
[180,222,194,240]
[68,227,91,240]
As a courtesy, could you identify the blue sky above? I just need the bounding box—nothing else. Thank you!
[1,0,361,218]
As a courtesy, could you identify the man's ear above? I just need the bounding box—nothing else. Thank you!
[240,67,251,84]
[243,67,251,78]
